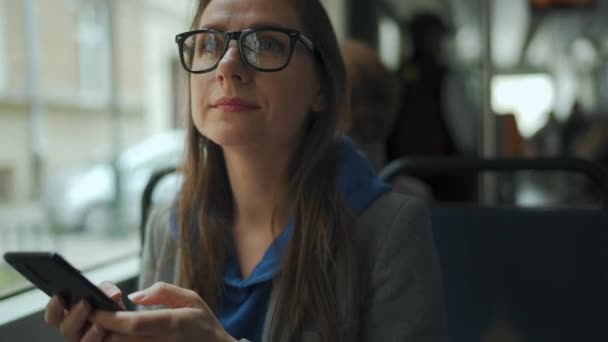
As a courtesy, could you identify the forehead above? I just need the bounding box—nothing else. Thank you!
[199,0,303,31]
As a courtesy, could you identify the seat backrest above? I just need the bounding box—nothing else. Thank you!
[140,167,179,251]
[378,157,608,207]
[431,206,608,342]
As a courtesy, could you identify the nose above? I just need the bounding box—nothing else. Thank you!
[216,41,250,84]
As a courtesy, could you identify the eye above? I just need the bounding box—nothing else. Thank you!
[244,31,288,55]
[193,32,224,57]
[201,34,218,52]
[257,37,285,53]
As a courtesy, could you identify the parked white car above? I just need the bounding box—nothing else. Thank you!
[46,130,184,233]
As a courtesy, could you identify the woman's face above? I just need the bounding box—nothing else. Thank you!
[191,0,324,151]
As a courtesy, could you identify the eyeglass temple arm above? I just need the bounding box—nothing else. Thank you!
[299,34,315,52]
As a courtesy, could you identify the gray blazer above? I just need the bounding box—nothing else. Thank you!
[139,192,448,342]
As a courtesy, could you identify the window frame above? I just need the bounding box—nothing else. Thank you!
[0,0,6,94]
[77,0,111,106]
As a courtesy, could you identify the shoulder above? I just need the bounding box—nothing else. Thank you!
[140,204,179,289]
[144,205,174,250]
[353,192,430,244]
[347,194,447,340]
[350,192,434,272]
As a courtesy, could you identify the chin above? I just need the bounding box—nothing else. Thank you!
[196,113,265,147]
[204,126,262,148]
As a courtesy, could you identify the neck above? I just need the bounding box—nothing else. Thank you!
[223,143,295,234]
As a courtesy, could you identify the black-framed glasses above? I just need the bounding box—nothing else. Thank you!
[175,27,316,74]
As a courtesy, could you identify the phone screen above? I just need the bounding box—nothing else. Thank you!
[3,252,125,311]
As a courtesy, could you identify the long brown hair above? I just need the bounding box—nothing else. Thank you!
[176,1,357,341]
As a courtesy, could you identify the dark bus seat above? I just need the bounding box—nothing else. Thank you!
[380,157,608,341]
[139,166,178,252]
[432,206,608,341]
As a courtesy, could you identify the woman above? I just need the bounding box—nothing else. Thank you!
[45,0,447,341]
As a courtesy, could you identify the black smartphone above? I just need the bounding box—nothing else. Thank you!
[3,252,125,311]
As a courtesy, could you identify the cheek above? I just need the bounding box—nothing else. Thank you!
[268,68,318,128]
[268,84,311,137]
[190,77,211,132]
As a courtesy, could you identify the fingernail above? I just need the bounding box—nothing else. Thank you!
[128,290,146,302]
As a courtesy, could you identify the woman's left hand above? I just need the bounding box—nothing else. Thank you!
[91,282,236,342]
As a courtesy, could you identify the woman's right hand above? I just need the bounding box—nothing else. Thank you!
[44,281,125,342]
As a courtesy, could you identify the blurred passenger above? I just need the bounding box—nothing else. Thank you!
[561,102,589,155]
[570,115,608,203]
[387,12,477,202]
[575,118,608,165]
[529,106,608,205]
[44,0,447,341]
[530,111,562,157]
[341,40,432,200]
[341,40,400,171]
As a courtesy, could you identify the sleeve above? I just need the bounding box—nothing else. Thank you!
[138,208,161,292]
[361,198,448,342]
[137,207,174,310]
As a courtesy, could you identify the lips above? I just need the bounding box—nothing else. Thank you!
[213,97,259,112]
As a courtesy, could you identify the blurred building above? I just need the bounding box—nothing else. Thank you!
[0,0,191,204]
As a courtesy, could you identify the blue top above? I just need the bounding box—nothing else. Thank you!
[170,137,391,341]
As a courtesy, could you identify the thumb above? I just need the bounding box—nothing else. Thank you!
[128,282,206,309]
[99,281,126,310]
[99,281,121,301]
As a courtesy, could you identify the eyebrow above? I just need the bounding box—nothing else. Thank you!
[199,21,296,31]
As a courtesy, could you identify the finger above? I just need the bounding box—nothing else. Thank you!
[44,295,65,328]
[128,282,204,309]
[99,281,127,310]
[92,308,185,336]
[58,300,92,341]
[116,300,127,311]
[99,281,121,301]
[81,323,106,342]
